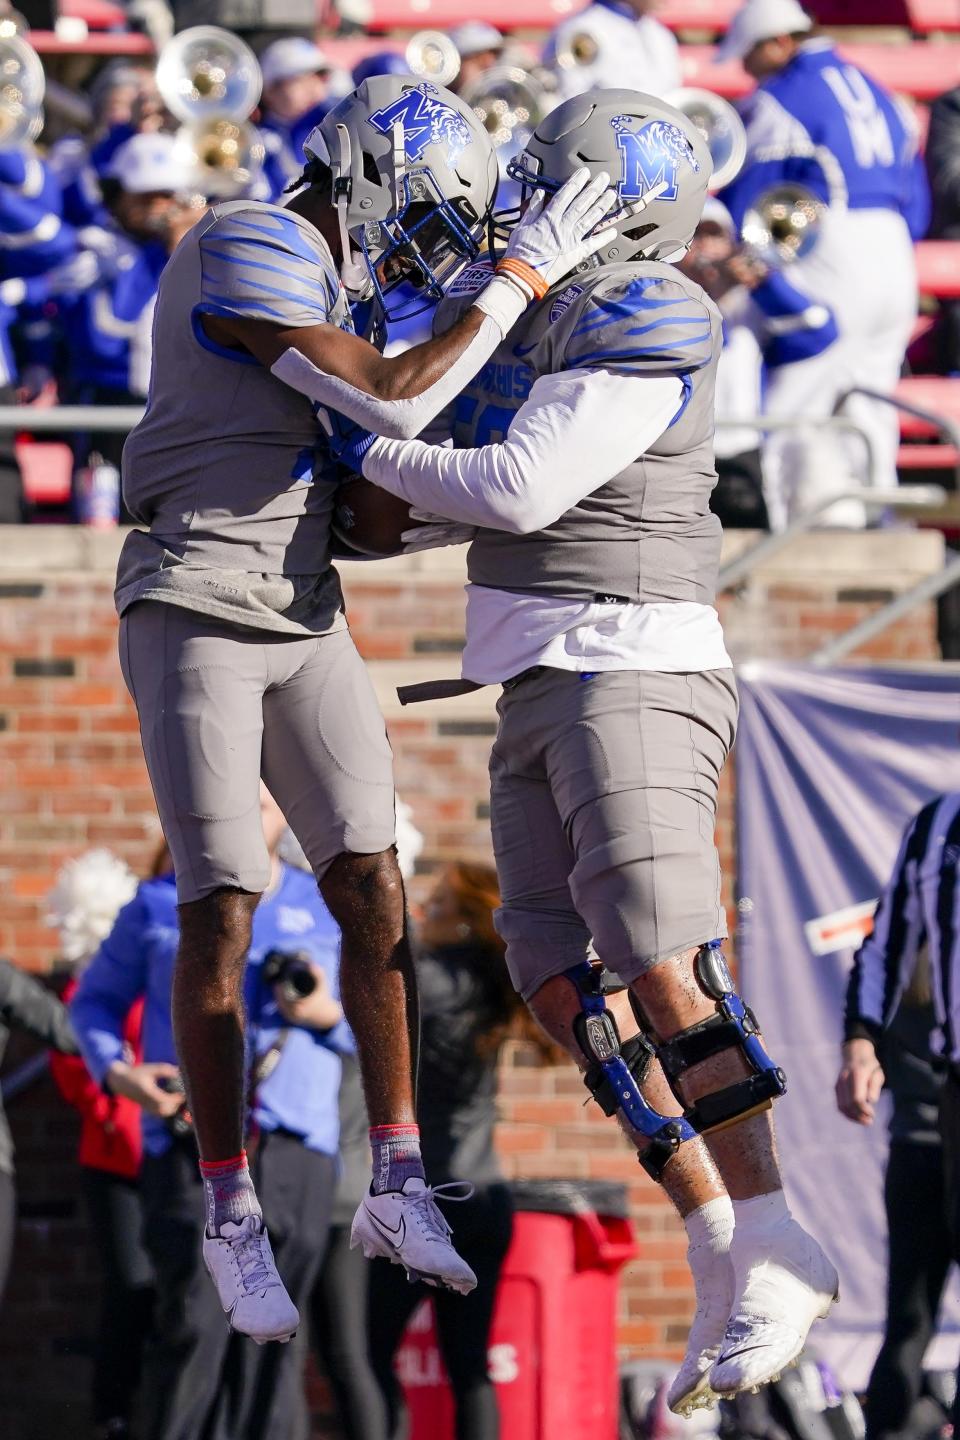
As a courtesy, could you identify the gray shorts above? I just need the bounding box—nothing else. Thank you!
[119,601,396,903]
[489,667,738,1000]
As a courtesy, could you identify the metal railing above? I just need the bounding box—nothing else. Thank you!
[0,405,145,431]
[718,485,949,592]
[810,547,960,666]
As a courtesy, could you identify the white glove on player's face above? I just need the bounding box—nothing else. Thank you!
[504,167,617,290]
[401,507,476,554]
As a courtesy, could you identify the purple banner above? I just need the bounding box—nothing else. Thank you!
[735,662,960,1386]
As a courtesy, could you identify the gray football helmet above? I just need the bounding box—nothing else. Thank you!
[502,89,711,266]
[303,75,499,317]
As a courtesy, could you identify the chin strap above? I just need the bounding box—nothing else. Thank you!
[334,122,374,302]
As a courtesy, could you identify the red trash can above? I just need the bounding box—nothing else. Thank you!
[397,1180,639,1440]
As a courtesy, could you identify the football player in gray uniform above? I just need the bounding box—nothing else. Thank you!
[326,90,839,1410]
[116,73,617,1344]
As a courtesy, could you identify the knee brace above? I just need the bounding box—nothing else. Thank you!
[565,961,697,1182]
[653,941,787,1134]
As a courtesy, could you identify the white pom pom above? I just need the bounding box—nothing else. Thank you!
[45,849,139,966]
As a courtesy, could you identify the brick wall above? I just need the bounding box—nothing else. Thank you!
[0,527,945,1437]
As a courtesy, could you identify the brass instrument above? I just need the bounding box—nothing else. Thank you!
[460,63,552,151]
[741,183,825,266]
[0,32,43,150]
[668,88,747,192]
[404,30,461,87]
[156,26,263,199]
[552,29,599,69]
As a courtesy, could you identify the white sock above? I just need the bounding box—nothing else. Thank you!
[685,1196,735,1254]
[731,1189,791,1240]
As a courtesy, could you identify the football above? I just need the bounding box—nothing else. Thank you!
[331,478,412,559]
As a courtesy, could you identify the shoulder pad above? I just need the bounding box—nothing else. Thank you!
[557,263,718,376]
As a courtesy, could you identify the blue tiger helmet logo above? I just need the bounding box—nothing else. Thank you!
[611,115,700,204]
[368,83,473,169]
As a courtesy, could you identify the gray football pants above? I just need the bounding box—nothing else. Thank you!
[119,600,396,903]
[489,667,738,999]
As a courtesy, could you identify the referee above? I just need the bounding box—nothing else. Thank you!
[836,792,960,1436]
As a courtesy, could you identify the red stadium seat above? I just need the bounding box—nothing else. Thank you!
[895,377,960,439]
[906,0,960,33]
[14,441,73,507]
[916,243,960,301]
[29,29,153,54]
[59,0,129,30]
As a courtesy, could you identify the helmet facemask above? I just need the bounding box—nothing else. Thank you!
[358,169,486,319]
[312,80,498,321]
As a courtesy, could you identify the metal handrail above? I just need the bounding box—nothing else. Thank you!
[718,485,949,592]
[834,385,960,450]
[810,547,960,667]
[0,406,146,431]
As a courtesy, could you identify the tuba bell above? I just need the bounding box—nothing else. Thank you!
[156,26,263,199]
[460,64,551,152]
[404,30,461,88]
[667,88,746,192]
[741,183,825,266]
[0,32,43,150]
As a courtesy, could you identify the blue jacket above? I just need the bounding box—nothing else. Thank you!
[56,233,168,393]
[70,864,352,1158]
[0,150,77,385]
[721,40,930,239]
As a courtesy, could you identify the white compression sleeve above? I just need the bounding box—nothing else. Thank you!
[361,369,684,532]
[269,278,528,443]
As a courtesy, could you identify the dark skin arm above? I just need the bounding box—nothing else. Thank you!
[201,306,488,404]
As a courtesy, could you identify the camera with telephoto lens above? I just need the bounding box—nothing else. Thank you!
[159,1071,194,1140]
[261,948,317,1004]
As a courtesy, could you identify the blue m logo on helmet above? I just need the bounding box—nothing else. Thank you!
[612,117,699,204]
[368,84,473,169]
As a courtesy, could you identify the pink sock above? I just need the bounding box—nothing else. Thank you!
[369,1124,424,1194]
[199,1151,261,1236]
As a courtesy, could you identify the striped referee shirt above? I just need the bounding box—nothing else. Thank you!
[845,793,960,1062]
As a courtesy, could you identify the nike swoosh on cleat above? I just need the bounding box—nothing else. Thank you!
[716,1342,774,1364]
[368,1211,405,1246]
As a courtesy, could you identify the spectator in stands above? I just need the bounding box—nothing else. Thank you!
[310,1052,387,1440]
[70,790,352,1440]
[718,0,929,529]
[368,862,564,1440]
[47,850,154,1440]
[49,132,203,501]
[836,955,952,1440]
[542,0,679,104]
[307,799,423,1440]
[679,197,838,529]
[925,85,960,374]
[258,37,334,195]
[448,23,505,97]
[0,133,78,522]
[0,957,78,1306]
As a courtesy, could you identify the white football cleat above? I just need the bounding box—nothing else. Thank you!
[202,1214,299,1345]
[667,1246,735,1416]
[351,1177,478,1295]
[709,1219,839,1397]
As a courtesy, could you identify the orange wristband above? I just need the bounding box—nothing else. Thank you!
[496,257,549,302]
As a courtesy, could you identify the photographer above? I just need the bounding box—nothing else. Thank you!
[70,788,350,1440]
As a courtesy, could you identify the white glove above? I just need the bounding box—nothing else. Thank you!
[503,167,617,293]
[401,507,476,553]
[42,247,102,296]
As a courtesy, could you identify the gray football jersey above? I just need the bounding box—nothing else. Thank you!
[116,201,354,636]
[434,258,723,606]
